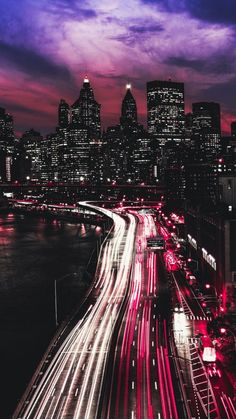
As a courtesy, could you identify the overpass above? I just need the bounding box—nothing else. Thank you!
[0,182,165,202]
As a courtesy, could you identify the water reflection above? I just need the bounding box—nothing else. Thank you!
[0,212,99,418]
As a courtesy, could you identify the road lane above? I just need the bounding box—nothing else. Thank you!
[102,211,181,419]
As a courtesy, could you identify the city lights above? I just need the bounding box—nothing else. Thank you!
[1,3,236,416]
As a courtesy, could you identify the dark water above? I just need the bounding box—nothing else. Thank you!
[0,213,100,418]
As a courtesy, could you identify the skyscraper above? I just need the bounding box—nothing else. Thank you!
[58,99,70,128]
[71,76,101,138]
[147,79,185,144]
[120,84,137,128]
[192,102,221,135]
[21,129,43,182]
[0,106,15,181]
[67,127,90,182]
[132,131,154,183]
[192,102,221,159]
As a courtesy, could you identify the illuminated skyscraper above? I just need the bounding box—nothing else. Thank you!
[67,127,90,182]
[0,106,15,181]
[120,84,137,128]
[192,102,221,135]
[132,131,154,183]
[58,99,70,128]
[192,102,221,159]
[21,129,43,181]
[71,76,101,138]
[147,80,185,144]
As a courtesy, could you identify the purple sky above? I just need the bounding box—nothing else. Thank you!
[1,0,236,135]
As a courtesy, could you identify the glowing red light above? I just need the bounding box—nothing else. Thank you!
[205,284,210,289]
[220,328,226,334]
[187,258,191,262]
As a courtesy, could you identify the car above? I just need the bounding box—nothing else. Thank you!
[207,364,221,378]
[188,275,197,285]
[174,304,184,313]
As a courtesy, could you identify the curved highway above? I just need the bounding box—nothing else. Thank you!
[14,203,137,419]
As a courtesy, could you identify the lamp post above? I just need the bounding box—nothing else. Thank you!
[54,272,77,327]
[205,284,220,316]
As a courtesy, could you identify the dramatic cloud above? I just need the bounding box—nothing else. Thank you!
[166,55,236,76]
[129,23,164,33]
[0,0,236,134]
[0,41,72,81]
[143,0,236,25]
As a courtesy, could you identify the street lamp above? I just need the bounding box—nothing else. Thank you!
[187,257,199,271]
[54,272,77,327]
[204,284,220,316]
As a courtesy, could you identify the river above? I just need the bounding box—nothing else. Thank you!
[0,212,100,418]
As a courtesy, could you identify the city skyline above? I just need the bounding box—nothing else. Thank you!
[1,75,235,138]
[1,0,236,134]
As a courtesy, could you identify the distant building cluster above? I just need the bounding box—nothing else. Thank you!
[0,76,236,206]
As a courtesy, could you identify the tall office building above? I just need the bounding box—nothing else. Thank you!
[21,129,43,181]
[192,102,221,134]
[103,125,125,182]
[120,84,137,128]
[67,127,90,182]
[0,106,15,181]
[192,102,221,160]
[147,79,185,144]
[71,76,101,138]
[132,130,154,183]
[58,99,70,128]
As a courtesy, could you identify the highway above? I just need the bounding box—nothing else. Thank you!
[100,211,181,419]
[14,203,137,419]
[14,204,236,419]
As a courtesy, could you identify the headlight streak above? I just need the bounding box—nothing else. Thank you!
[19,202,137,419]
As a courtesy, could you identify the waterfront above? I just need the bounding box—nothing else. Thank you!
[0,213,99,418]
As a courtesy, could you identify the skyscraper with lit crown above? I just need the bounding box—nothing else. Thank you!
[120,84,137,128]
[71,76,101,138]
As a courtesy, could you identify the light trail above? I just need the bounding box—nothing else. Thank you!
[156,319,179,419]
[106,211,164,419]
[16,202,137,419]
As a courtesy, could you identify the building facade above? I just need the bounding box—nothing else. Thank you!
[185,204,236,313]
[192,102,221,161]
[147,79,185,145]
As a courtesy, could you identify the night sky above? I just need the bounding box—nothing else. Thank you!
[1,0,236,135]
